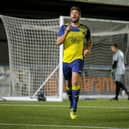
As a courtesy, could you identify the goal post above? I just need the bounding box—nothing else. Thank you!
[58,16,64,101]
[0,15,129,101]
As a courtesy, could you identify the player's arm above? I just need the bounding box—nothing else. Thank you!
[112,61,118,69]
[110,54,118,74]
[110,60,118,75]
[112,53,119,69]
[56,25,71,45]
[84,28,93,57]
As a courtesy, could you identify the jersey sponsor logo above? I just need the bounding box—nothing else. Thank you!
[70,37,81,43]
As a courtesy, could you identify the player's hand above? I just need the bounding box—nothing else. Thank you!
[110,69,115,78]
[84,49,91,57]
[65,24,71,33]
[110,69,114,73]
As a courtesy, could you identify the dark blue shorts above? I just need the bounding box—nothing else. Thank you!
[63,59,84,80]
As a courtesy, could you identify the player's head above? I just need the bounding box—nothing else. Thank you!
[70,6,81,23]
[111,43,119,52]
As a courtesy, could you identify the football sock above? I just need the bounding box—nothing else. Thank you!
[66,86,73,108]
[71,85,80,112]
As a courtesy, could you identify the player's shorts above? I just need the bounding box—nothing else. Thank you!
[63,59,84,80]
[115,74,125,83]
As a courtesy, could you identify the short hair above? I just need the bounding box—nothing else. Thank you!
[112,43,119,48]
[70,6,81,15]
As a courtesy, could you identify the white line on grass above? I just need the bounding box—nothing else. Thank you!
[0,104,129,109]
[0,123,128,129]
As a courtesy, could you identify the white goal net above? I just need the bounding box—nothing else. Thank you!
[0,15,63,101]
[0,15,129,101]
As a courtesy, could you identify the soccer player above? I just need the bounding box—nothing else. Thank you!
[56,6,92,119]
[111,43,129,100]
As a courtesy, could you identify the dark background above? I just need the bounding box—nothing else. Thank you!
[1,0,129,65]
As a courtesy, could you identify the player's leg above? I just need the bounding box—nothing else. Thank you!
[70,59,84,119]
[71,72,80,112]
[118,82,129,100]
[65,73,73,108]
[117,75,129,100]
[115,81,121,100]
[69,72,80,119]
[112,74,121,100]
[63,63,73,108]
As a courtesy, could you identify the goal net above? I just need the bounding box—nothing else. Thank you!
[0,15,63,101]
[0,15,129,101]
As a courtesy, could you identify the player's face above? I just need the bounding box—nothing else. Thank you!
[111,46,117,52]
[70,10,80,23]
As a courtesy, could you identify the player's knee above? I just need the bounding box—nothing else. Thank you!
[72,79,79,86]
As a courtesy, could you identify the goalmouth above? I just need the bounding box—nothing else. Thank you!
[0,15,129,101]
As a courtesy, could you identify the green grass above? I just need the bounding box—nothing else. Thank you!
[0,100,129,129]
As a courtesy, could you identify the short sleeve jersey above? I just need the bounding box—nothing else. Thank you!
[58,23,91,63]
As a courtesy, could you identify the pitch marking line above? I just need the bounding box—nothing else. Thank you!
[0,104,129,109]
[0,123,128,129]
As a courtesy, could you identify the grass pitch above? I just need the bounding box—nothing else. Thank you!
[0,100,129,129]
